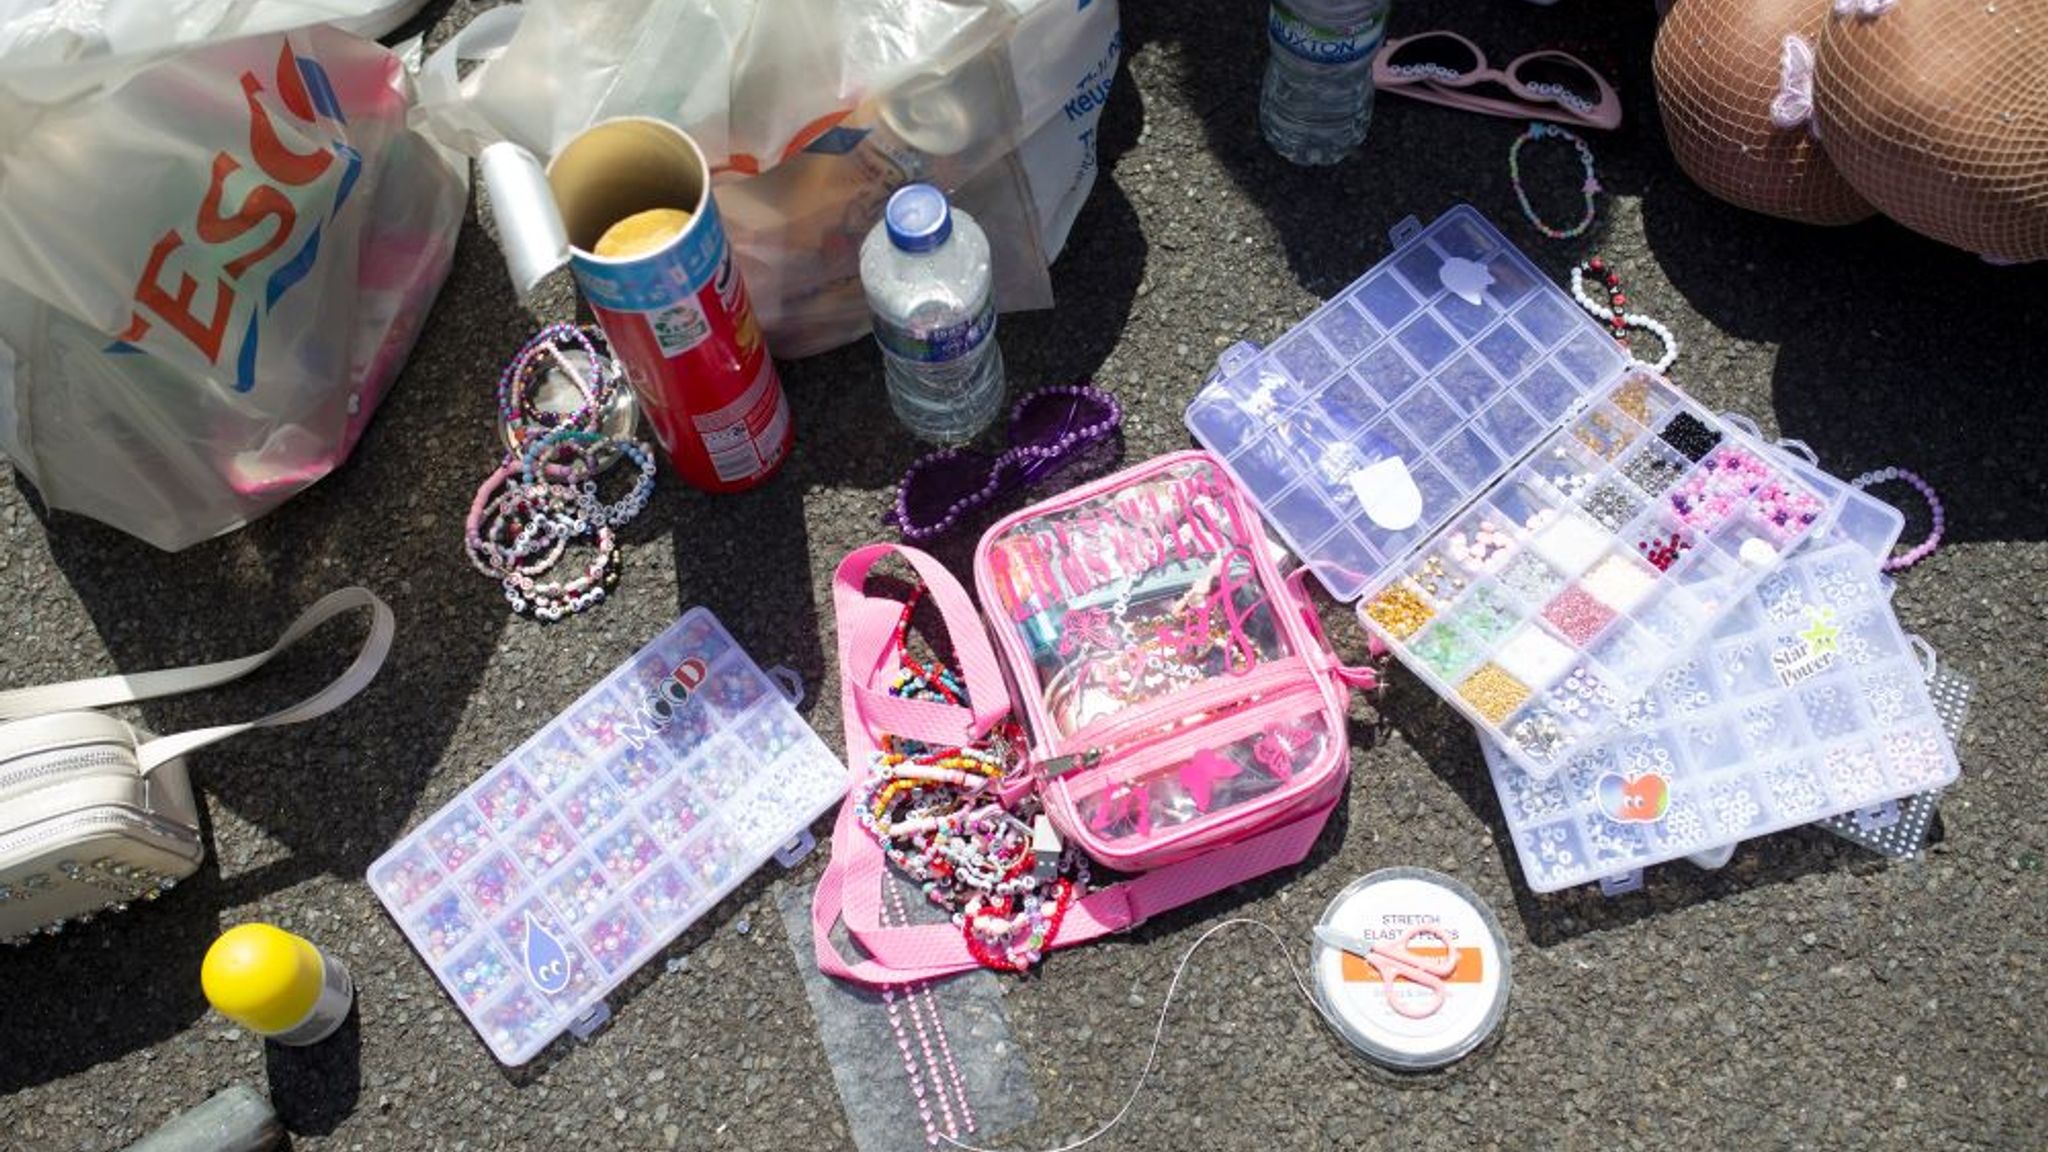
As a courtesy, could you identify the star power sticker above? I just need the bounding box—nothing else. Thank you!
[1800,607,1841,654]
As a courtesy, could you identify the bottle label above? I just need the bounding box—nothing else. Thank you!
[1268,4,1384,65]
[873,296,997,364]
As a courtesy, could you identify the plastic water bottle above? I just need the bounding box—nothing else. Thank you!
[1260,0,1391,166]
[860,184,1006,444]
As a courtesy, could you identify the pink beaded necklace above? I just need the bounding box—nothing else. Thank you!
[882,872,976,1147]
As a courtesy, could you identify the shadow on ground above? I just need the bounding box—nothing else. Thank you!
[1127,2,1667,301]
[0,199,516,1092]
[1638,179,2048,544]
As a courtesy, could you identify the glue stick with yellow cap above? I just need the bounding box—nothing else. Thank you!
[201,924,354,1046]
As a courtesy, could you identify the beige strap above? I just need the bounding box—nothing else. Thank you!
[0,588,394,775]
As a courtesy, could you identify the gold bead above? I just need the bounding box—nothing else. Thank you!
[1459,663,1531,725]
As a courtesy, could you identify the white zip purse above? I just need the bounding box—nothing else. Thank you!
[0,587,393,944]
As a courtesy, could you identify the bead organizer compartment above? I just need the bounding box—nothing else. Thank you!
[1187,206,1629,604]
[1814,659,1972,859]
[369,610,847,1065]
[1356,373,1836,778]
[1479,542,1960,892]
[1184,208,1839,780]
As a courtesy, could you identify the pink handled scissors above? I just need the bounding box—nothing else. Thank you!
[1315,923,1459,1019]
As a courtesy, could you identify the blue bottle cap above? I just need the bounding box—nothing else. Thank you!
[885,184,952,253]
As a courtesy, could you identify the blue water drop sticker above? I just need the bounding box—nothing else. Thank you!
[523,911,573,994]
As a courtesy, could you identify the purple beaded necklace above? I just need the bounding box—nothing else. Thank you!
[1851,467,1944,571]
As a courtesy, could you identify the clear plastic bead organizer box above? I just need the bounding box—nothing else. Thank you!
[1480,539,1961,891]
[368,609,848,1065]
[1480,455,1959,891]
[1185,206,1844,779]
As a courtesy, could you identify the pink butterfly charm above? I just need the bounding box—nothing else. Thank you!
[1180,750,1244,814]
[1059,607,1116,656]
[1089,783,1153,838]
[1253,722,1317,782]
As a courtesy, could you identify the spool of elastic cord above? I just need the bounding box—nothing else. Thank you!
[940,868,1513,1152]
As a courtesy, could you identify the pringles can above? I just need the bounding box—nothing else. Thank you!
[483,119,793,492]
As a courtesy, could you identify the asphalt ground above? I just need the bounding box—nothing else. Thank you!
[2,2,2044,1149]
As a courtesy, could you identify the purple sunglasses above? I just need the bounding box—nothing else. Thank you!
[887,382,1124,542]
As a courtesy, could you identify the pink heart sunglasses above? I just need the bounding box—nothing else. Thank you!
[1373,31,1622,131]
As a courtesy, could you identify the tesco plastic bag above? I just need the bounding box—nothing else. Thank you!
[0,7,465,551]
[416,0,1121,358]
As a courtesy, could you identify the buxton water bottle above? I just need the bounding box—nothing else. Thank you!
[1260,0,1392,166]
[860,184,1007,444]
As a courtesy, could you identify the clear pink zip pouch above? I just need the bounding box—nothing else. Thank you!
[974,451,1369,871]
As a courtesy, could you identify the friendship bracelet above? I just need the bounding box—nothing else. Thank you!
[504,522,618,621]
[466,463,569,579]
[854,582,1086,971]
[1850,467,1944,571]
[1511,122,1600,240]
[518,425,610,487]
[1570,256,1678,372]
[498,323,619,449]
[478,487,576,577]
[574,437,657,528]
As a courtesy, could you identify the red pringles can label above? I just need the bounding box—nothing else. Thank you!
[548,119,792,492]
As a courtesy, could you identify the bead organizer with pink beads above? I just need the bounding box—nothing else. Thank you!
[1353,371,1838,778]
[368,609,847,1065]
[1185,209,1841,780]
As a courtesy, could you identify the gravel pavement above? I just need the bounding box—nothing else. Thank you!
[3,2,2044,1149]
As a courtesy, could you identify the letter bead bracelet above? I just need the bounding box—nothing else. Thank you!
[465,327,659,620]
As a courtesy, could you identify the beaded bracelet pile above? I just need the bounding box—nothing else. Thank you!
[853,586,1087,972]
[1571,256,1678,373]
[465,327,657,620]
[1510,122,1600,240]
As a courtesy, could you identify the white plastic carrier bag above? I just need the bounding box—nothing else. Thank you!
[417,0,1122,358]
[0,4,466,550]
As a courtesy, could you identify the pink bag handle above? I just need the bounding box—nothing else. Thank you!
[815,541,1014,983]
[832,543,1011,746]
[1285,567,1383,693]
